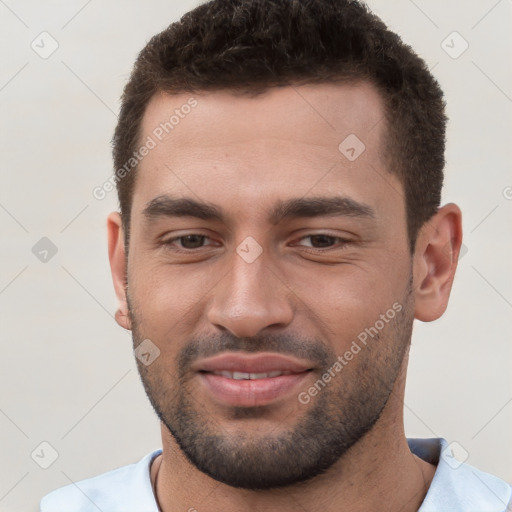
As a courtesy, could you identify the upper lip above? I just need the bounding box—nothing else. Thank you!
[192,353,313,374]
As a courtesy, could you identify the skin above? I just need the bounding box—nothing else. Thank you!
[107,82,463,511]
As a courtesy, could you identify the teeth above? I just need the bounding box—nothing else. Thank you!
[233,371,250,380]
[212,370,292,380]
[267,371,287,378]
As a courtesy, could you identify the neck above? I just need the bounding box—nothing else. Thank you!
[152,359,436,512]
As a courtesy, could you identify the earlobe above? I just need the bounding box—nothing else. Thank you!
[107,212,132,331]
[115,307,132,331]
[413,203,463,322]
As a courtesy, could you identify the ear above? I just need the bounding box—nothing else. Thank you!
[107,211,132,330]
[413,203,463,322]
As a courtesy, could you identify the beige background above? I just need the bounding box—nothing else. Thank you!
[0,1,511,510]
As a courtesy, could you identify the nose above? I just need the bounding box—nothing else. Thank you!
[206,243,294,339]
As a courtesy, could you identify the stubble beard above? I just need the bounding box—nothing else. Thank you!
[128,279,414,490]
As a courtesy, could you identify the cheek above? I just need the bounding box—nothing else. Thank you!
[292,263,407,347]
[128,256,213,334]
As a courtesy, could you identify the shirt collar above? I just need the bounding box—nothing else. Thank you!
[408,438,511,511]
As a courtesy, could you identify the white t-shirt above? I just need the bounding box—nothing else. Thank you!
[40,438,512,511]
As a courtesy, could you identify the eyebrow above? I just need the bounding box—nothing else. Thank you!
[142,194,376,225]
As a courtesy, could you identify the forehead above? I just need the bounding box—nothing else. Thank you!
[141,81,385,150]
[132,82,401,227]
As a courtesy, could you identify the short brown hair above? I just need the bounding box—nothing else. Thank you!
[112,0,447,253]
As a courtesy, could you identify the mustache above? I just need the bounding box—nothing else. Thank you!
[177,332,333,377]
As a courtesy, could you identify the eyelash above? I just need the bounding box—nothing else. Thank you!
[161,233,352,252]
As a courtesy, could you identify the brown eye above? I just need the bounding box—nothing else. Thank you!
[296,234,349,250]
[163,234,212,250]
[178,235,207,249]
[307,235,337,248]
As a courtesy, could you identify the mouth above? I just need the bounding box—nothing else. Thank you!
[194,353,314,407]
[208,370,296,380]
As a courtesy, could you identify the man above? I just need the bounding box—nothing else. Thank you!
[40,0,511,510]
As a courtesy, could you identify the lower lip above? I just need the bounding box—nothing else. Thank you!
[199,372,311,407]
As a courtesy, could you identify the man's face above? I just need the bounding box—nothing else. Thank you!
[125,83,414,489]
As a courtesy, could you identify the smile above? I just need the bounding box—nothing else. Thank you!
[192,352,315,407]
[210,370,293,380]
